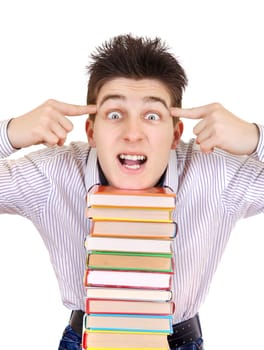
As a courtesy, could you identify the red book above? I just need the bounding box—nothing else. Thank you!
[85,298,175,315]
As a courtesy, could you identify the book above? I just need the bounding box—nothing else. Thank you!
[82,331,170,349]
[84,236,172,254]
[83,314,173,334]
[85,298,175,315]
[90,220,177,239]
[86,251,173,272]
[82,185,177,350]
[86,206,173,222]
[87,185,176,208]
[85,287,173,301]
[84,269,173,290]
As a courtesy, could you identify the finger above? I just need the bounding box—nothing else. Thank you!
[170,107,205,119]
[43,131,60,147]
[195,126,212,145]
[193,119,207,136]
[199,136,215,154]
[48,99,97,116]
[58,115,74,132]
[57,138,66,147]
[51,122,68,141]
[170,103,219,120]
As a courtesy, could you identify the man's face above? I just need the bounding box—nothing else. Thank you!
[86,78,183,189]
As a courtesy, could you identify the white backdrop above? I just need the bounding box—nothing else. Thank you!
[0,1,263,349]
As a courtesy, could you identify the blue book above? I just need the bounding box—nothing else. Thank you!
[83,313,173,334]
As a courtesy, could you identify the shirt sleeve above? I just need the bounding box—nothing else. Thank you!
[223,132,264,218]
[0,122,52,220]
[250,124,264,162]
[0,119,19,158]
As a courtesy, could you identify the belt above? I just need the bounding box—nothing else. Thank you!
[70,310,202,348]
[69,310,84,337]
[167,314,202,348]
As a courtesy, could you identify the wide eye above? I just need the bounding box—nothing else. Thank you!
[145,112,160,121]
[107,111,122,120]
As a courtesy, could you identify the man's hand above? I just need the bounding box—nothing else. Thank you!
[7,99,97,149]
[171,103,259,155]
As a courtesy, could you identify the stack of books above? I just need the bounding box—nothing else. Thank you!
[82,185,177,350]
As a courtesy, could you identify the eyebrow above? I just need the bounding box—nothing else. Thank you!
[98,94,125,107]
[98,94,169,109]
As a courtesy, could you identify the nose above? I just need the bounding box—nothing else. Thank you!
[123,118,144,142]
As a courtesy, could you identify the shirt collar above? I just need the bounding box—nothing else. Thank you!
[85,147,100,192]
[164,150,178,193]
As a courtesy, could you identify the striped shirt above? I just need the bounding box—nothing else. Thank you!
[1,118,264,324]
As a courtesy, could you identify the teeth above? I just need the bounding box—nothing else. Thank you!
[119,154,146,161]
[124,164,140,169]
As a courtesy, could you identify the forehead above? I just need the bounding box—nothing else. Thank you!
[97,78,172,106]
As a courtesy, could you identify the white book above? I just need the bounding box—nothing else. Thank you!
[85,287,173,301]
[84,269,172,289]
[84,236,172,254]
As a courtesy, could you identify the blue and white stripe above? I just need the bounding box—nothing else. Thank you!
[1,119,264,324]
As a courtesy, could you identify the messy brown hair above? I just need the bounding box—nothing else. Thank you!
[86,34,187,120]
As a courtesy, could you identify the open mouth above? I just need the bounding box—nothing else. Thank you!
[118,153,147,170]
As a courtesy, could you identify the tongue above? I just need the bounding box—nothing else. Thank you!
[124,159,140,166]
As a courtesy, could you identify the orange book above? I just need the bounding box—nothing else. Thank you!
[87,185,176,208]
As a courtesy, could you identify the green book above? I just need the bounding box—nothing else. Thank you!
[86,250,173,272]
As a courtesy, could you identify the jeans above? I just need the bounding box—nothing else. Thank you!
[58,326,81,350]
[58,325,204,350]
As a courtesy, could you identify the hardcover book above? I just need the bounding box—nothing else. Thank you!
[86,206,173,222]
[82,331,170,349]
[83,313,173,334]
[87,185,176,208]
[84,269,173,290]
[84,236,172,254]
[85,298,175,315]
[89,219,177,239]
[86,251,173,272]
[85,287,173,302]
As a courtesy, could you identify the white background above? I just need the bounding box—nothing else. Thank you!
[0,1,263,349]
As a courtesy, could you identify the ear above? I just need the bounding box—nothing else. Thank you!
[85,118,96,147]
[171,120,184,149]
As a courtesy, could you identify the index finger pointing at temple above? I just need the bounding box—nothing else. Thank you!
[64,103,97,116]
[50,100,97,116]
[170,105,214,120]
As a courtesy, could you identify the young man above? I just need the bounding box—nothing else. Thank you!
[1,34,263,350]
